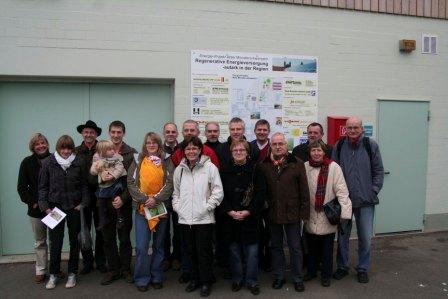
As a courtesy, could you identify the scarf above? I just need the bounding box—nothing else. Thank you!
[54,151,75,171]
[270,153,286,170]
[138,156,164,231]
[310,157,332,212]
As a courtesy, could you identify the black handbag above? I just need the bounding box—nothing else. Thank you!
[323,197,341,225]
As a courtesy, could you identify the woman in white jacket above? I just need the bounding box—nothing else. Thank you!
[304,140,352,287]
[172,136,223,297]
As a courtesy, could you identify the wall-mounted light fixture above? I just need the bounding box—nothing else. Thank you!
[399,39,416,53]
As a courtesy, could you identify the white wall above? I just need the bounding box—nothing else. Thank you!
[1,0,447,215]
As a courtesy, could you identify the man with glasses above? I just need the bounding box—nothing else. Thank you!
[332,117,384,284]
[254,132,310,292]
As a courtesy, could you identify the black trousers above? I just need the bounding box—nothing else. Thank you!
[102,203,132,273]
[181,224,214,284]
[81,191,106,269]
[164,209,181,262]
[214,213,229,267]
[258,209,271,268]
[49,208,80,275]
[306,232,336,279]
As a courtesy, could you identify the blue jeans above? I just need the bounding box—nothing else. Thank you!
[337,206,375,273]
[229,242,259,286]
[134,212,167,286]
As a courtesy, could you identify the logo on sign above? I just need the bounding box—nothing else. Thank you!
[340,125,346,136]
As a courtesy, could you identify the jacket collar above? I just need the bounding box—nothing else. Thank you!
[119,142,134,155]
[262,153,297,164]
[180,155,210,170]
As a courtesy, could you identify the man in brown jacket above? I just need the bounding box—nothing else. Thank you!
[254,132,310,292]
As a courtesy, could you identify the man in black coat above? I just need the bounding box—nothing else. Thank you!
[292,122,332,162]
[204,121,221,153]
[75,120,107,275]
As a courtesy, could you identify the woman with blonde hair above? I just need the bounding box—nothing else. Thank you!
[18,133,51,284]
[127,132,174,292]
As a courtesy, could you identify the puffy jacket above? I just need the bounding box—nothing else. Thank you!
[127,153,174,210]
[172,155,223,225]
[331,136,384,208]
[38,154,89,211]
[304,161,352,235]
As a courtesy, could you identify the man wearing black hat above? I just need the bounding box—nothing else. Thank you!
[75,120,107,274]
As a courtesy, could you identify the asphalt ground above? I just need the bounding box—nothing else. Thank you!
[1,231,447,299]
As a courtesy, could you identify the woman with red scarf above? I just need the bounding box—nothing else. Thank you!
[303,140,352,287]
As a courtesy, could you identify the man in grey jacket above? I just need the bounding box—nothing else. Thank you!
[331,117,384,284]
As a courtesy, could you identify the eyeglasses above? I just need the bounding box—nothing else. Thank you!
[346,126,362,130]
[232,149,247,153]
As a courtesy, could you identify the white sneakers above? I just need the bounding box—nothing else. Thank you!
[45,273,77,289]
[65,273,77,288]
[45,274,57,290]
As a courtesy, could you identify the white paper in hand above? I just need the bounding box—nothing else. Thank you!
[41,207,66,229]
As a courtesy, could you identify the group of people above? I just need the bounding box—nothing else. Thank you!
[17,116,384,297]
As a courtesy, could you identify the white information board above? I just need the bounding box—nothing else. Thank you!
[191,50,318,148]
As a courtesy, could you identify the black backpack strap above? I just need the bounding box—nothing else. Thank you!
[336,137,345,161]
[362,137,372,162]
[337,136,372,162]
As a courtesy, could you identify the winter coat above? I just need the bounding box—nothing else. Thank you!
[331,136,384,208]
[17,153,50,218]
[172,155,223,225]
[115,142,138,209]
[304,161,352,235]
[90,153,127,188]
[220,159,264,245]
[75,141,98,191]
[254,154,310,224]
[292,141,333,163]
[127,153,174,210]
[38,154,89,212]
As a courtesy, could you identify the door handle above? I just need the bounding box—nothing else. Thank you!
[384,171,390,175]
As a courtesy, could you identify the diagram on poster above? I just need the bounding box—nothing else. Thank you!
[191,50,318,148]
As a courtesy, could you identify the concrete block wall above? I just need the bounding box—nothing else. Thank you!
[0,0,447,217]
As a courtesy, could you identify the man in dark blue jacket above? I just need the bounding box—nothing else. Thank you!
[332,117,384,284]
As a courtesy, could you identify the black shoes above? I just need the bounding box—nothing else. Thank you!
[321,278,331,287]
[185,281,200,292]
[152,282,163,289]
[248,284,260,295]
[294,281,305,292]
[357,272,369,283]
[231,282,242,292]
[272,279,286,289]
[200,284,211,297]
[333,269,349,280]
